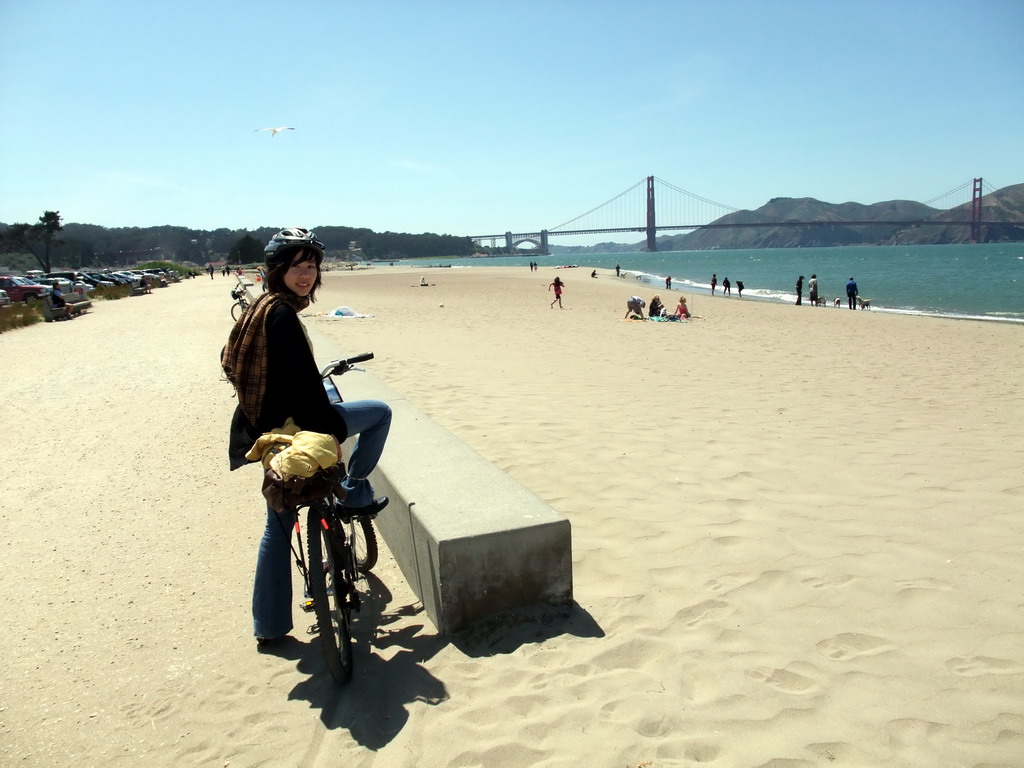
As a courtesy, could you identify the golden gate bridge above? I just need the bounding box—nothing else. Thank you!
[472,176,1002,254]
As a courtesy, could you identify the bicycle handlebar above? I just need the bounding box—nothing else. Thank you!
[320,353,374,379]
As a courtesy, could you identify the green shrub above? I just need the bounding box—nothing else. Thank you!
[0,302,42,333]
[93,284,133,301]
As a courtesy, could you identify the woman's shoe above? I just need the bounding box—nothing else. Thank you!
[341,496,389,519]
[256,634,290,650]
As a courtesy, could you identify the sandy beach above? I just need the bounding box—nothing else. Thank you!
[2,266,1022,768]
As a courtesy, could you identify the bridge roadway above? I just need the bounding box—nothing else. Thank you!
[473,220,1000,241]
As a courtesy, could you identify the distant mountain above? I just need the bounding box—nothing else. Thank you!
[549,183,1024,252]
[887,183,1024,245]
[656,197,938,250]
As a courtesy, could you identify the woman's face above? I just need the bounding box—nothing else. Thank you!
[283,256,318,297]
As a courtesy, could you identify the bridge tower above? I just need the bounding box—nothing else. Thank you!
[970,178,984,243]
[540,230,549,255]
[646,175,657,252]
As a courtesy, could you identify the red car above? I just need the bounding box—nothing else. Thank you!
[0,276,52,302]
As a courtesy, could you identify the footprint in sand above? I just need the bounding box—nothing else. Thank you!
[746,666,820,695]
[816,633,895,661]
[896,577,953,591]
[674,599,734,628]
[946,655,1024,677]
[801,574,856,589]
[705,573,755,593]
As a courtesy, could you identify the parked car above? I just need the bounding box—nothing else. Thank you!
[109,271,142,287]
[98,272,131,285]
[0,289,11,307]
[0,275,52,302]
[45,272,96,293]
[77,272,118,288]
[45,277,90,302]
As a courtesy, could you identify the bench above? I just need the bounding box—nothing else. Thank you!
[41,295,69,322]
[310,330,574,634]
[42,294,91,321]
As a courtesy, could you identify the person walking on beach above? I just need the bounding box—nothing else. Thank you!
[846,277,858,310]
[736,280,744,298]
[665,275,672,289]
[711,274,717,296]
[722,277,731,296]
[795,275,804,305]
[207,264,214,279]
[221,227,392,648]
[615,264,621,277]
[808,274,818,306]
[549,276,565,308]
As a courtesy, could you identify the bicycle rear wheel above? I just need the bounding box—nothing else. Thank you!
[231,301,244,321]
[349,517,378,573]
[306,506,353,684]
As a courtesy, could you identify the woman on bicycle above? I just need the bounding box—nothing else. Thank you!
[222,228,391,647]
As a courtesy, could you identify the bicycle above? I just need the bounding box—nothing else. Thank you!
[282,353,380,684]
[230,278,254,320]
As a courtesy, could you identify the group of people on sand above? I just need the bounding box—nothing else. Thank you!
[624,294,701,320]
[548,272,705,319]
[710,273,743,298]
[794,274,862,309]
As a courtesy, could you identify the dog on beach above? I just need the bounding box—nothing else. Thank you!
[813,296,827,307]
[858,297,872,310]
[833,297,842,308]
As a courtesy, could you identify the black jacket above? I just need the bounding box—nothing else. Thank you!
[228,302,348,469]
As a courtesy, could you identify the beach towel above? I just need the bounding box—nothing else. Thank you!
[307,305,375,318]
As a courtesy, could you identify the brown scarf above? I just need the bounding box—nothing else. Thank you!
[221,291,307,424]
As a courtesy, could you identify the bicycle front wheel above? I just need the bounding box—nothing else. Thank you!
[306,506,353,684]
[349,517,379,573]
[231,301,243,321]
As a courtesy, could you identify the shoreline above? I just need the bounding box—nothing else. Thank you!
[360,262,1024,325]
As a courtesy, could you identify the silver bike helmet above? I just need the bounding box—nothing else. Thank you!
[264,227,326,267]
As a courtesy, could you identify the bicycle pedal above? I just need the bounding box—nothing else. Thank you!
[300,599,315,613]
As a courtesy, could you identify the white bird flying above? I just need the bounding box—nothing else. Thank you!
[255,127,295,137]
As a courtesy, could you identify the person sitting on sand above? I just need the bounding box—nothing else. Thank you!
[673,296,702,320]
[624,295,645,319]
[591,270,597,278]
[221,227,392,649]
[649,295,666,318]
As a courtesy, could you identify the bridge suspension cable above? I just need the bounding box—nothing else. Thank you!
[923,179,975,208]
[652,177,739,213]
[548,177,648,232]
[922,178,997,209]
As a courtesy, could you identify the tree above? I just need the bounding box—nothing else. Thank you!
[228,234,264,265]
[0,210,64,272]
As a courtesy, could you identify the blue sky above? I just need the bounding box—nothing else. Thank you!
[1,0,1022,246]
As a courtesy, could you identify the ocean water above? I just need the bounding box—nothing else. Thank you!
[407,243,1024,323]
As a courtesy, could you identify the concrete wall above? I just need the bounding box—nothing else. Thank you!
[309,329,573,634]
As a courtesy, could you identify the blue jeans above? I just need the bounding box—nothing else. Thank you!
[252,399,391,639]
